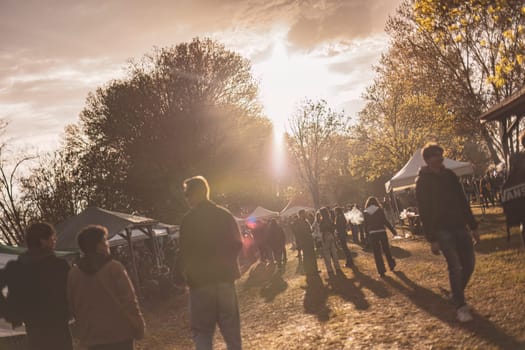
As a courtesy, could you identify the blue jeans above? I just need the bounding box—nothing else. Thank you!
[436,228,475,308]
[189,282,241,350]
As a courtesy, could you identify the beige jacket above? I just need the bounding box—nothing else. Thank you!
[67,259,145,347]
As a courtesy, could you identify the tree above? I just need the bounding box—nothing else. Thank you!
[352,43,460,181]
[287,99,349,208]
[21,148,86,226]
[67,38,273,222]
[387,0,525,162]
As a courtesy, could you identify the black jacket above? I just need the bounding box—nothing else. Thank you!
[180,200,242,288]
[363,206,397,235]
[0,248,70,327]
[416,166,478,242]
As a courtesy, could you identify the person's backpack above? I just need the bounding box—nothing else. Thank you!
[501,153,525,233]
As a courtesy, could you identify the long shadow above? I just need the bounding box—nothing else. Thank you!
[389,245,412,259]
[351,266,391,299]
[243,261,276,289]
[303,274,330,322]
[385,271,524,350]
[260,270,288,303]
[329,270,369,311]
[475,232,523,255]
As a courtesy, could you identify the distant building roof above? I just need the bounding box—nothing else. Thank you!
[480,86,525,123]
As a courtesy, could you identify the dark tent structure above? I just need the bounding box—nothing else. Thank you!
[56,207,160,296]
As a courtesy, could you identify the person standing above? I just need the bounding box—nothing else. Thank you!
[295,209,319,280]
[67,225,145,350]
[267,219,286,268]
[180,176,243,350]
[363,198,397,278]
[0,222,72,350]
[319,208,342,279]
[416,143,479,323]
[335,207,354,267]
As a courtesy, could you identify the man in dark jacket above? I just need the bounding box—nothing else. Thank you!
[415,143,479,323]
[295,210,319,280]
[180,176,243,350]
[0,222,72,350]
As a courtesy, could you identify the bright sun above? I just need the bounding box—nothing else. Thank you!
[254,37,333,178]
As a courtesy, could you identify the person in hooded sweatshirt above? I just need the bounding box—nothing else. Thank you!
[67,225,145,350]
[363,197,397,277]
[415,143,479,323]
[0,222,72,350]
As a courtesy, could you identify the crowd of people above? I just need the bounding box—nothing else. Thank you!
[0,139,502,349]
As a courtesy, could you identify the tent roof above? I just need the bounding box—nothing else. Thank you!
[385,149,474,192]
[56,207,157,251]
[280,205,315,218]
[108,227,168,247]
[247,206,279,220]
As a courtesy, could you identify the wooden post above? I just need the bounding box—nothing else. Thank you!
[126,227,142,299]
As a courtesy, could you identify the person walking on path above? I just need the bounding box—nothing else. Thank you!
[267,219,287,268]
[68,225,145,350]
[295,209,319,281]
[319,207,343,279]
[416,143,480,323]
[0,222,73,350]
[363,197,397,278]
[180,176,243,350]
[335,207,354,268]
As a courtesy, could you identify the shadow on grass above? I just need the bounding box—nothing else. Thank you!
[475,232,524,255]
[303,274,330,322]
[329,269,370,311]
[260,270,288,303]
[352,266,391,299]
[389,245,412,259]
[243,262,276,289]
[385,271,524,350]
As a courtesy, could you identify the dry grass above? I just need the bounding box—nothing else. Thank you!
[137,207,525,350]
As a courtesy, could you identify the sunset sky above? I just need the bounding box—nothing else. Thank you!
[0,0,403,152]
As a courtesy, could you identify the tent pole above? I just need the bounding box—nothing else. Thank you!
[126,228,142,299]
[147,226,162,268]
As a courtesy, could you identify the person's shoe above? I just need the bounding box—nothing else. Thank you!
[379,271,386,278]
[456,305,473,322]
[438,287,455,302]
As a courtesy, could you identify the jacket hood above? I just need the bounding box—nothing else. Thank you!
[77,253,112,275]
[364,205,379,215]
[18,247,55,264]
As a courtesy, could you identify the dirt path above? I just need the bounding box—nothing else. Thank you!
[139,208,525,350]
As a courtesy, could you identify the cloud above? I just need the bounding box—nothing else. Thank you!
[0,0,403,149]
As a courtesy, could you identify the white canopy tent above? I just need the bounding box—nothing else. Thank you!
[385,149,474,193]
[247,206,279,220]
[279,205,315,218]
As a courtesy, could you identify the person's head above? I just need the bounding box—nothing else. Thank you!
[183,175,210,208]
[315,211,322,222]
[364,196,381,209]
[25,222,56,250]
[298,209,306,220]
[77,225,110,256]
[422,143,444,170]
[319,207,330,221]
[335,207,344,216]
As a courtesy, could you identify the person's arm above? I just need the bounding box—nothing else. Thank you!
[381,210,398,236]
[113,262,145,340]
[415,176,436,243]
[452,173,479,242]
